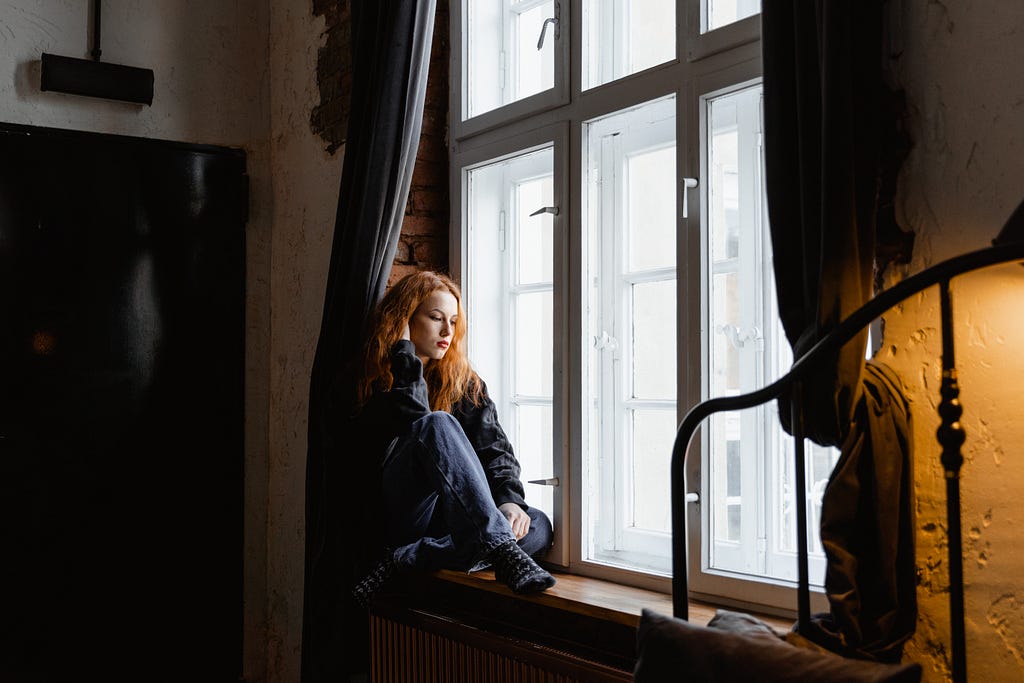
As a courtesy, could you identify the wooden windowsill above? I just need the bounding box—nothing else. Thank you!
[429,567,793,634]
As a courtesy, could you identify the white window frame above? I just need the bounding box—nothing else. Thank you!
[451,124,570,567]
[684,65,830,614]
[585,100,677,573]
[451,0,829,615]
[452,0,571,139]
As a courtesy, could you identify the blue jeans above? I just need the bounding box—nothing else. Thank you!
[381,411,553,572]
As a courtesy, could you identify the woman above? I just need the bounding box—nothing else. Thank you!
[351,270,555,606]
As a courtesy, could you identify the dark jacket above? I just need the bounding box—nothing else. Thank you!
[356,339,528,512]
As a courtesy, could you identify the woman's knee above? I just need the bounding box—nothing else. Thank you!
[410,411,476,454]
[411,410,462,436]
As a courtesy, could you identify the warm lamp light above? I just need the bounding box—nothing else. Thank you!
[669,194,1024,683]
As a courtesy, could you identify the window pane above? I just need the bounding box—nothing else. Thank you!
[704,83,840,583]
[465,146,553,398]
[710,413,743,545]
[632,280,676,400]
[516,177,553,285]
[466,0,555,119]
[514,290,553,396]
[631,408,675,532]
[584,96,676,571]
[516,403,554,520]
[704,0,759,33]
[465,146,556,533]
[706,84,765,576]
[628,146,675,271]
[583,0,674,90]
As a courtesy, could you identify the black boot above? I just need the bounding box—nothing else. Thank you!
[352,549,397,608]
[490,540,556,594]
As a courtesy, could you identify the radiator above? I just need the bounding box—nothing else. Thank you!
[369,610,633,683]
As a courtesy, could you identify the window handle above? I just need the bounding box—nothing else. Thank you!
[594,330,618,351]
[682,177,698,218]
[528,477,560,486]
[716,324,762,349]
[530,205,559,217]
[536,4,560,50]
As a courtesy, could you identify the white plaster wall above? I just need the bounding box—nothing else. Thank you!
[0,2,276,682]
[881,1,1024,680]
[265,3,342,682]
[0,0,267,146]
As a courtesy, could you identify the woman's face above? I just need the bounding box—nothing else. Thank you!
[408,289,459,365]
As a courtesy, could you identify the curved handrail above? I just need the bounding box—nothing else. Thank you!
[670,239,1024,620]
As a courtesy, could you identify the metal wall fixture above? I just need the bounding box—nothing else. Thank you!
[40,1,154,106]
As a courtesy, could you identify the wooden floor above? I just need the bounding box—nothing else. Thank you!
[433,568,794,634]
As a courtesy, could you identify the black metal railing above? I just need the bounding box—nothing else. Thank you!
[670,240,1024,683]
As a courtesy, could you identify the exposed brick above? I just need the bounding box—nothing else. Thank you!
[323,0,452,289]
[409,236,448,268]
[424,81,449,110]
[394,238,413,264]
[402,214,444,237]
[411,159,446,189]
[387,264,420,288]
[311,0,352,154]
[409,188,447,215]
[415,133,448,164]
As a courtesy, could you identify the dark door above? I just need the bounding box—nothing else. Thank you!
[0,123,247,682]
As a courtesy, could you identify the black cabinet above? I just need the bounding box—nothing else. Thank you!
[0,123,247,682]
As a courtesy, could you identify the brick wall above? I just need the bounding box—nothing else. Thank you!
[311,0,451,289]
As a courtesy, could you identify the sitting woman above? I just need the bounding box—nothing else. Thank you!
[351,270,556,606]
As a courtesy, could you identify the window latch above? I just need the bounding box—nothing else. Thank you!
[682,177,698,218]
[536,4,560,50]
[528,477,560,486]
[530,205,559,217]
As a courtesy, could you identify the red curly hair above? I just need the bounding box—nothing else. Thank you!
[358,271,482,413]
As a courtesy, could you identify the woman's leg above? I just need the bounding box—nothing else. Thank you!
[354,411,554,604]
[518,507,554,559]
[381,411,517,572]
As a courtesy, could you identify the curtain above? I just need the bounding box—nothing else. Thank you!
[762,0,916,662]
[300,1,436,680]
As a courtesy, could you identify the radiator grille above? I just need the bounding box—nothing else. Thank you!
[369,612,632,683]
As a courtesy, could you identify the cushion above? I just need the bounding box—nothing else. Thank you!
[633,609,922,683]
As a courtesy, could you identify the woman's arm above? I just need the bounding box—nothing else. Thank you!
[360,340,431,434]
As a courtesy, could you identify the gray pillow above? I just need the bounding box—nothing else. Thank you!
[634,609,922,683]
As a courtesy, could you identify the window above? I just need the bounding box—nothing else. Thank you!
[464,143,558,521]
[451,0,834,612]
[584,96,677,573]
[701,85,840,595]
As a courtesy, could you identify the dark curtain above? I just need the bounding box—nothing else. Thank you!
[300,1,436,681]
[762,0,916,662]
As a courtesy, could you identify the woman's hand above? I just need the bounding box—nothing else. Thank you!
[498,502,530,540]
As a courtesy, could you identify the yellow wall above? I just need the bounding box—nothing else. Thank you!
[881,2,1024,679]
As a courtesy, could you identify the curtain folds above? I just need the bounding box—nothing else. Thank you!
[762,0,916,662]
[301,2,436,680]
